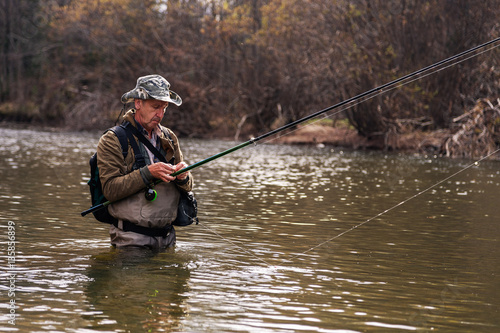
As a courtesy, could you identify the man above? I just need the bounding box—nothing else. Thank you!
[97,75,193,249]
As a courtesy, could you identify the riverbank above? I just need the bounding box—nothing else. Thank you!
[2,98,498,160]
[277,98,500,160]
[0,120,495,160]
[275,124,449,154]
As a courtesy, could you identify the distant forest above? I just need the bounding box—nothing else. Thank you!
[0,0,499,142]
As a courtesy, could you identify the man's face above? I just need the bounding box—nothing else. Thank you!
[134,99,169,132]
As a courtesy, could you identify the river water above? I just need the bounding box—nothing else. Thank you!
[0,126,498,332]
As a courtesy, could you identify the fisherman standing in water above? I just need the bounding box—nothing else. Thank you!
[97,75,193,250]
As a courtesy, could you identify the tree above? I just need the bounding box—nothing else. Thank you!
[0,0,46,110]
[0,0,497,145]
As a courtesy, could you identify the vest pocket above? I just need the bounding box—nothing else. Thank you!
[110,182,180,229]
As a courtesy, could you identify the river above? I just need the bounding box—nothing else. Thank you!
[0,126,499,332]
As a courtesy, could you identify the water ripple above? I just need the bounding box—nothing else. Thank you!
[0,130,499,332]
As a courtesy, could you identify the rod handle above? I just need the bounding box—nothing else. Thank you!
[81,201,108,217]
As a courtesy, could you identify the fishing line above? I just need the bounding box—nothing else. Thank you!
[288,148,500,261]
[180,38,500,266]
[197,221,273,267]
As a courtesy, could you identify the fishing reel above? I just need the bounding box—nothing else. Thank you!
[145,186,157,201]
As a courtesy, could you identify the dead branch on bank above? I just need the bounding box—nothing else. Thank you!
[442,99,500,159]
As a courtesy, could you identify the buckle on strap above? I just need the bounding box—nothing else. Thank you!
[113,220,172,237]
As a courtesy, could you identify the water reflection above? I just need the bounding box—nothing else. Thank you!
[0,127,499,332]
[85,247,190,331]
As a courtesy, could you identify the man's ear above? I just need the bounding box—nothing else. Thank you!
[134,99,142,109]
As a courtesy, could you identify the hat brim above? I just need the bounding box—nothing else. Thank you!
[149,89,182,106]
[121,88,182,106]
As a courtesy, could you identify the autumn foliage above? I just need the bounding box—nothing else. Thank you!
[0,0,499,142]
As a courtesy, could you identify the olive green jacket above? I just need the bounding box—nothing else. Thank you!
[97,110,193,203]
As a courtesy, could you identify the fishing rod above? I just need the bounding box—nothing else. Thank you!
[81,37,500,217]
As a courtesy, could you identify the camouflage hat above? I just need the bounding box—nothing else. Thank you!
[121,74,182,106]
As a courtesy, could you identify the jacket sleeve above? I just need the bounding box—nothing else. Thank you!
[97,131,147,202]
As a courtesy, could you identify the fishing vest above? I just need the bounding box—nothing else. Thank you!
[109,181,180,229]
[109,122,181,229]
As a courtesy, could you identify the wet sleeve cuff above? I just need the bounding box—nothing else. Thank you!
[174,174,190,185]
[140,166,154,185]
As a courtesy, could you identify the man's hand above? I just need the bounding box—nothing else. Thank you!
[148,162,177,183]
[174,162,189,180]
[148,162,189,183]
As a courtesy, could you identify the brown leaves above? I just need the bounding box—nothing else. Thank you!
[1,0,499,144]
[443,99,500,159]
